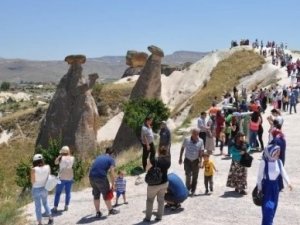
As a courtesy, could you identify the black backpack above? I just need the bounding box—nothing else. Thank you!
[145,159,162,185]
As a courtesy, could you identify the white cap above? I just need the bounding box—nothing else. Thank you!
[33,154,43,162]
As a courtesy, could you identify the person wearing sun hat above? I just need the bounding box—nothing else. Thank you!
[257,144,292,225]
[53,146,75,213]
[31,154,53,225]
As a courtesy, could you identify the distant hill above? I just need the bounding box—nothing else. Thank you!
[0,51,207,83]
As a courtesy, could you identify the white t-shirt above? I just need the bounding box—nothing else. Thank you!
[141,125,154,144]
[33,165,50,188]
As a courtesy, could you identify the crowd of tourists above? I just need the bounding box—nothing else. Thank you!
[30,46,298,225]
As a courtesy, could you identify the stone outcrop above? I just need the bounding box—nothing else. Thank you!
[113,45,164,153]
[36,55,99,157]
[122,50,148,78]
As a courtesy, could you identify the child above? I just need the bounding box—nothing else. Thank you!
[219,127,226,155]
[202,152,217,194]
[114,171,128,206]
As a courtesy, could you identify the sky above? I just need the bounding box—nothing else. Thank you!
[0,0,299,60]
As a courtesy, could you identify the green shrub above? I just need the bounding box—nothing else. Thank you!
[15,159,32,191]
[123,98,170,136]
[0,81,10,91]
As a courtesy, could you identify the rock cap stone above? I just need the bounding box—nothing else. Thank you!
[65,55,86,65]
[148,45,164,57]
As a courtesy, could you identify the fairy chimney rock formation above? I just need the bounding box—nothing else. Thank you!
[130,45,164,100]
[36,55,99,157]
[122,50,148,78]
[113,45,164,153]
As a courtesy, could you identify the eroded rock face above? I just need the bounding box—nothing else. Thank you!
[122,51,148,78]
[113,45,164,152]
[36,55,99,157]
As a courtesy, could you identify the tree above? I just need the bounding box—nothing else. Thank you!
[123,98,170,137]
[0,81,10,91]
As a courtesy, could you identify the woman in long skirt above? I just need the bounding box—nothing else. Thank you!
[226,132,250,195]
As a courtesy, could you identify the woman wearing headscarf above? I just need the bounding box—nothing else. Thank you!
[226,132,250,195]
[257,144,292,225]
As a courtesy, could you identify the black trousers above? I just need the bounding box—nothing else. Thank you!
[204,175,213,191]
[142,143,155,171]
[199,132,206,146]
[184,158,200,193]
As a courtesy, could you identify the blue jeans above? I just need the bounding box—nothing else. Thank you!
[249,130,258,149]
[54,180,73,207]
[32,187,51,222]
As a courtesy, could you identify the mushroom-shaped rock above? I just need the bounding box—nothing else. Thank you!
[64,55,86,65]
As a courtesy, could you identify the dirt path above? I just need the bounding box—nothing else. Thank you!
[24,69,300,225]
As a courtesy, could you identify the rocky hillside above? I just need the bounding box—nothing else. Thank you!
[0,51,207,83]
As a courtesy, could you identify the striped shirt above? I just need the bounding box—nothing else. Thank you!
[182,137,204,161]
[115,177,126,192]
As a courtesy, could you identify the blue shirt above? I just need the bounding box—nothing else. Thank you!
[89,154,115,178]
[167,173,188,201]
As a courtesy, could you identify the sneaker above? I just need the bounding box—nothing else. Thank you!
[205,190,209,195]
[143,218,151,222]
[64,205,68,211]
[51,208,58,214]
[210,187,213,192]
[109,209,119,215]
[95,211,102,218]
[48,218,54,225]
[239,190,248,195]
[155,217,162,221]
[165,204,171,209]
[124,201,128,205]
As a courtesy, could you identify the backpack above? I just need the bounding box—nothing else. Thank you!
[145,159,162,185]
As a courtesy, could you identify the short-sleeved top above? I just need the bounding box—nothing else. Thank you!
[182,137,204,161]
[203,160,215,176]
[141,125,154,144]
[89,154,115,179]
[32,165,50,188]
[115,177,126,192]
[197,117,207,132]
[149,156,171,185]
[167,173,188,200]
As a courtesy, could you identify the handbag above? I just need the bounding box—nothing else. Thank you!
[252,185,263,206]
[45,174,61,191]
[239,152,253,167]
[145,159,162,185]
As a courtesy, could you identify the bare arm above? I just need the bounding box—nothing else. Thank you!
[54,155,62,165]
[109,166,116,189]
[30,168,35,185]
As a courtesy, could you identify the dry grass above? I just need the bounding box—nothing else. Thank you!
[189,50,265,118]
[0,106,46,139]
[0,139,34,225]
